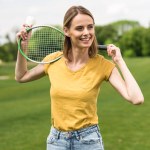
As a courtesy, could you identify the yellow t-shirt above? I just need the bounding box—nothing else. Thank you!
[44,51,115,131]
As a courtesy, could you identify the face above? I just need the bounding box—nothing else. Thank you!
[64,14,95,49]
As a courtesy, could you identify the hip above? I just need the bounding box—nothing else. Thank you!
[47,124,104,150]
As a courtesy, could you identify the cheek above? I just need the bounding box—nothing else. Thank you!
[91,30,95,36]
[70,33,81,40]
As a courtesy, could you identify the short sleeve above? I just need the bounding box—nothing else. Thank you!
[101,56,116,81]
[43,51,63,74]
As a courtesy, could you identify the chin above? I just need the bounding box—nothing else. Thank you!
[81,43,91,48]
[83,45,91,49]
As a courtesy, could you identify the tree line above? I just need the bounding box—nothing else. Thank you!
[0,20,150,62]
[95,20,150,57]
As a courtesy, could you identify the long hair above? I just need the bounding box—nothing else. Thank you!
[63,6,98,61]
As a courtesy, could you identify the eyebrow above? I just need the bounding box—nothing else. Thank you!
[75,23,94,27]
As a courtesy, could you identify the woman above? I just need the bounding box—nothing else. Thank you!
[15,5,144,150]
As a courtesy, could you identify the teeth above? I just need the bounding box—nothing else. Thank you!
[81,38,89,41]
[82,39,89,41]
[80,36,91,40]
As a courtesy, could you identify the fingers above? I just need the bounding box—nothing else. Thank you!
[107,44,119,56]
[16,24,32,41]
[106,44,123,63]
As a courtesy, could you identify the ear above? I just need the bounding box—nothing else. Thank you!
[63,27,70,37]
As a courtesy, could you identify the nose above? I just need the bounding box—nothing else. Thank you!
[83,28,89,35]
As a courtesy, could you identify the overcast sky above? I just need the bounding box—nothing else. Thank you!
[0,0,150,40]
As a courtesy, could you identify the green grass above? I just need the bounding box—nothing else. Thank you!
[0,58,150,150]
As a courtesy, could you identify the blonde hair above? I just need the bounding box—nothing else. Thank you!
[63,6,98,61]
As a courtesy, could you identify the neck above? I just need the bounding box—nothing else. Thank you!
[65,47,90,72]
[68,47,89,64]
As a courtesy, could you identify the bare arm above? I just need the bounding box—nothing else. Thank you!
[107,44,144,105]
[15,24,45,83]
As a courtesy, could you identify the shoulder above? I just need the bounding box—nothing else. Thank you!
[98,54,114,64]
[95,54,104,61]
[93,54,116,81]
[43,51,63,74]
[93,54,113,65]
[43,51,63,62]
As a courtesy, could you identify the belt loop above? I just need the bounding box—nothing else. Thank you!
[56,130,60,139]
[75,131,80,140]
[76,131,80,141]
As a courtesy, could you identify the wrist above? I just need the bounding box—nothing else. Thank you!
[115,57,125,66]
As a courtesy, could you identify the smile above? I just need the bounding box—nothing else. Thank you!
[80,36,91,41]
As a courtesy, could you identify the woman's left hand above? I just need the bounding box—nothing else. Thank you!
[107,44,123,63]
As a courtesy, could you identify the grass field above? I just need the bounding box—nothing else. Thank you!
[0,58,150,150]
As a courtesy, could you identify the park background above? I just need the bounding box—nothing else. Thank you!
[0,0,150,149]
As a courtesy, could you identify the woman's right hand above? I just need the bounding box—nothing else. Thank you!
[16,24,28,40]
[16,24,32,49]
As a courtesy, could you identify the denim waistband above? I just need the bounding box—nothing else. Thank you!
[50,124,100,140]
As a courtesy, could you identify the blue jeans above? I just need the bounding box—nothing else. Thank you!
[46,125,104,150]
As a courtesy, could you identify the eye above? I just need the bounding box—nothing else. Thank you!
[76,26,83,31]
[87,24,94,30]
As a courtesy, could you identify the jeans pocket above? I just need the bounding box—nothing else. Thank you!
[47,134,58,144]
[80,131,100,144]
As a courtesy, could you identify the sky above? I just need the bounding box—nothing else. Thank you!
[0,0,150,42]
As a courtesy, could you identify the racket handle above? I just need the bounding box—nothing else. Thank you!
[98,45,107,50]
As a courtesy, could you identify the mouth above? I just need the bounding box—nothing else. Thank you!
[80,36,92,42]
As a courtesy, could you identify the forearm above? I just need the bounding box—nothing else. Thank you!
[15,50,28,81]
[116,58,144,104]
[15,24,46,83]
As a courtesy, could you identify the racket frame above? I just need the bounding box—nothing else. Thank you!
[18,25,64,64]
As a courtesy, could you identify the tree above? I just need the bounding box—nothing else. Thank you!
[0,34,17,62]
[142,28,150,56]
[95,25,118,45]
[118,27,145,57]
[110,20,141,36]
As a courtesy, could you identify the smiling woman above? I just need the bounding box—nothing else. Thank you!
[15,5,144,150]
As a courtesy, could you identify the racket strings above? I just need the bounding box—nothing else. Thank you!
[26,27,64,62]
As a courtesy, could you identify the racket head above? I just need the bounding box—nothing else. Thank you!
[18,25,64,64]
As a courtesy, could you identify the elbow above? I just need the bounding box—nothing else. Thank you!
[124,92,144,105]
[15,77,22,83]
[15,76,24,83]
[131,96,144,105]
[15,71,28,83]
